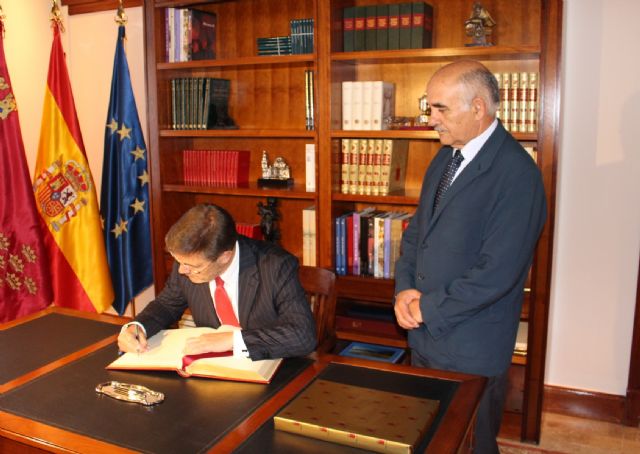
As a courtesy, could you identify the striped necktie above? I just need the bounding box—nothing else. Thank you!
[433,149,464,213]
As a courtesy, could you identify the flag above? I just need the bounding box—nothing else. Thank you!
[0,20,52,322]
[33,23,113,313]
[100,25,153,315]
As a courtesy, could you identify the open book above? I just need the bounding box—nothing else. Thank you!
[107,327,282,383]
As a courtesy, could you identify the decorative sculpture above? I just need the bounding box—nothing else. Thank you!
[464,2,496,47]
[257,197,280,243]
[258,150,293,187]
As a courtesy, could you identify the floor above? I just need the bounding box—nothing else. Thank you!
[498,412,640,453]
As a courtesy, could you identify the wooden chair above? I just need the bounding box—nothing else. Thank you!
[298,265,337,353]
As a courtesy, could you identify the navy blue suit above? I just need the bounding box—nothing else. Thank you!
[395,121,546,377]
[136,236,317,360]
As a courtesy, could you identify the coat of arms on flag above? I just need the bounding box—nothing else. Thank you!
[34,160,92,231]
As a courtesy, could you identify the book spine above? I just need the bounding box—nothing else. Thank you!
[351,81,363,130]
[388,4,400,50]
[353,6,366,51]
[357,138,368,195]
[509,72,519,132]
[342,81,353,130]
[341,138,350,194]
[348,138,360,195]
[399,3,413,50]
[305,143,316,192]
[376,5,389,50]
[528,72,538,132]
[501,72,510,130]
[365,5,378,51]
[361,80,373,130]
[411,2,433,49]
[343,7,355,52]
[518,72,529,133]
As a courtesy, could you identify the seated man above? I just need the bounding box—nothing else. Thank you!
[117,203,317,360]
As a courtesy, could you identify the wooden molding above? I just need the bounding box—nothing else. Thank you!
[61,0,143,15]
[624,253,640,426]
[543,385,625,424]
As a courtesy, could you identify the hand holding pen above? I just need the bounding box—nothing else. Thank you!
[117,323,148,354]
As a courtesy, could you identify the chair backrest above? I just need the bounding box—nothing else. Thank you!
[298,266,337,352]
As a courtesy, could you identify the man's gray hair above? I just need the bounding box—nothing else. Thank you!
[458,66,501,117]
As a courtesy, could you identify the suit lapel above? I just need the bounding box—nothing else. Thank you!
[425,123,508,237]
[237,239,259,327]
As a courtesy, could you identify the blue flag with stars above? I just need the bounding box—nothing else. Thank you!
[100,25,153,315]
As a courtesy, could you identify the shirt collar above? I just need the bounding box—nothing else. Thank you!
[459,118,498,162]
[218,240,239,285]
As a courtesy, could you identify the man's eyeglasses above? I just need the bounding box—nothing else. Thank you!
[179,260,214,275]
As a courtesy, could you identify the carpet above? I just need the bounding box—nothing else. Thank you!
[498,439,567,454]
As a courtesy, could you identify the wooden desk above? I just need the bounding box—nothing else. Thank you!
[0,308,485,453]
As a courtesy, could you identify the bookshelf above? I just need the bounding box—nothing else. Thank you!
[143,0,561,443]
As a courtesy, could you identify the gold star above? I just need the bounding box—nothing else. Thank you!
[130,198,145,214]
[111,218,129,238]
[131,146,145,161]
[138,170,150,187]
[117,124,131,141]
[107,118,118,134]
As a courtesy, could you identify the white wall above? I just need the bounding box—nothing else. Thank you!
[548,0,640,395]
[4,1,640,395]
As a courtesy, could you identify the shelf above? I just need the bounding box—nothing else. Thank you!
[163,182,316,200]
[157,54,315,70]
[332,190,420,205]
[336,275,395,303]
[336,329,407,349]
[332,129,537,142]
[331,46,540,63]
[160,129,316,139]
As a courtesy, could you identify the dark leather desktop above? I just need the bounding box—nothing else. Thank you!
[0,308,485,454]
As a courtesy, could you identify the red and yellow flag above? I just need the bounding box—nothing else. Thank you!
[33,23,113,313]
[0,20,52,322]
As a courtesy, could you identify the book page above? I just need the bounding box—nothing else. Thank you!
[109,327,219,371]
[187,354,281,382]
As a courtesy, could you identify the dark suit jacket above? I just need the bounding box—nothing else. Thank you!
[395,121,546,377]
[136,236,317,360]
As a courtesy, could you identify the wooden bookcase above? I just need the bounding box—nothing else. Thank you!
[143,0,561,443]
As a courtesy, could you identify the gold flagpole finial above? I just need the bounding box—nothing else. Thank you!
[50,0,65,32]
[115,0,128,25]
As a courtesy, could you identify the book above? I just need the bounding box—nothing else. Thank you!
[340,341,405,364]
[410,2,433,49]
[341,81,353,130]
[399,3,413,49]
[343,6,356,52]
[376,4,390,50]
[274,379,439,454]
[305,143,316,192]
[371,81,395,130]
[365,5,378,51]
[379,139,409,196]
[107,327,282,383]
[388,3,401,50]
[190,9,217,60]
[353,6,366,51]
[302,205,317,266]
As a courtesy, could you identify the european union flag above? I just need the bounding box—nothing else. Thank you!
[100,25,153,315]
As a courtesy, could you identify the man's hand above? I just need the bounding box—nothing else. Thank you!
[183,331,234,355]
[394,289,423,329]
[117,325,148,353]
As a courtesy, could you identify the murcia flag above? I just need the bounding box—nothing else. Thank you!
[33,22,113,312]
[100,25,153,315]
[0,19,52,321]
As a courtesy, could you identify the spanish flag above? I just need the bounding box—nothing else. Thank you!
[33,23,113,313]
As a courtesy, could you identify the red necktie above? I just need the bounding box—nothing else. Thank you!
[214,276,240,327]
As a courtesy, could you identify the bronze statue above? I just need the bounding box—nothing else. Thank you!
[465,2,496,47]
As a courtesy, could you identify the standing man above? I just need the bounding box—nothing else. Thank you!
[118,203,316,360]
[394,60,546,453]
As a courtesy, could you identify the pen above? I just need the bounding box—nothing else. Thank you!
[135,324,141,354]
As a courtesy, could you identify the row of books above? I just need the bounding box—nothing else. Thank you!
[340,139,408,196]
[495,72,539,133]
[182,149,250,187]
[302,206,317,266]
[335,208,412,278]
[170,77,234,130]
[343,2,433,52]
[342,80,395,131]
[257,18,314,56]
[165,8,217,62]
